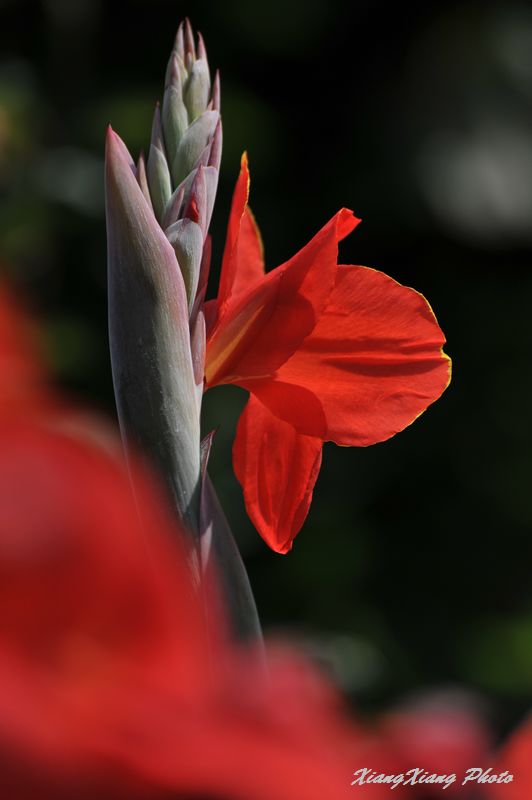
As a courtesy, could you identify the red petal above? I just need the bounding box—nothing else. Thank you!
[244,265,451,446]
[206,209,359,386]
[206,155,265,335]
[217,152,263,307]
[236,206,265,287]
[233,395,322,553]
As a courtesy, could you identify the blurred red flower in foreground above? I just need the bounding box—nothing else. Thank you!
[1,284,523,800]
[0,286,404,799]
[205,156,451,553]
[0,288,49,414]
[379,692,493,797]
[486,716,532,800]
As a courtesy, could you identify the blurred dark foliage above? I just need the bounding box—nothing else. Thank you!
[1,0,532,733]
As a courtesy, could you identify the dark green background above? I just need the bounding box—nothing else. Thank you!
[2,0,532,734]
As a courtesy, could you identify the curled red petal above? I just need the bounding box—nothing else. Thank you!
[243,265,451,446]
[235,206,265,288]
[209,157,266,332]
[233,395,322,553]
[217,151,251,308]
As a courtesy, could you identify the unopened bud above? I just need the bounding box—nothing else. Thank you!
[136,152,153,210]
[164,50,186,90]
[183,18,195,62]
[166,217,204,311]
[172,109,219,186]
[184,58,210,121]
[162,84,189,156]
[147,106,172,221]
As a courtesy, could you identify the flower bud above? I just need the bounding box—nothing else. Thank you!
[172,109,219,187]
[162,82,188,155]
[106,128,201,532]
[147,106,172,222]
[166,217,204,311]
[184,58,211,121]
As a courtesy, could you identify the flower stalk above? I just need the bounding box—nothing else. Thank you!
[106,20,261,643]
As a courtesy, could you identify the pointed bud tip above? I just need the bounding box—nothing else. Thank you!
[197,31,208,61]
[105,124,119,151]
[184,18,196,59]
[175,22,185,56]
[105,126,137,177]
[169,52,180,70]
[106,124,118,145]
[106,125,128,150]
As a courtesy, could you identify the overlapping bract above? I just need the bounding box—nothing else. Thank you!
[205,155,451,553]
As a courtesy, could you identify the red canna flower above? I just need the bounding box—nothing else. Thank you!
[205,155,451,553]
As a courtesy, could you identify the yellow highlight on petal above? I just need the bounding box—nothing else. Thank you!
[205,303,264,386]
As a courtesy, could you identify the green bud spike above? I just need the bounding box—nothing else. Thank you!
[106,23,263,646]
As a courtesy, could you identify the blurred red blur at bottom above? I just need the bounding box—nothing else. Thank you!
[0,284,528,799]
